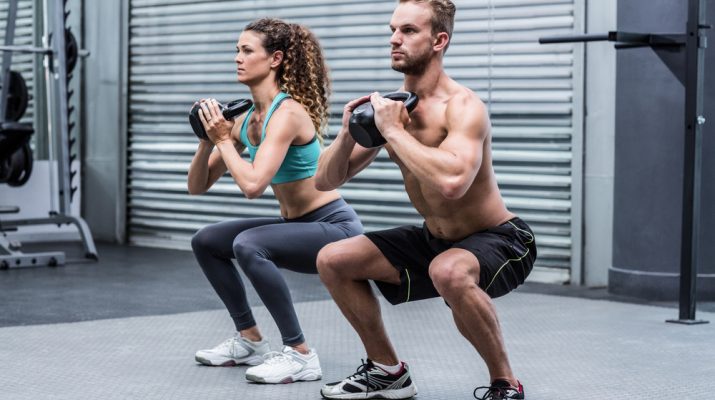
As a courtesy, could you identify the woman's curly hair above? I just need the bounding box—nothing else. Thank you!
[245,18,331,144]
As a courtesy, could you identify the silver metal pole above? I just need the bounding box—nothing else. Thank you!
[49,0,71,215]
[1,0,20,122]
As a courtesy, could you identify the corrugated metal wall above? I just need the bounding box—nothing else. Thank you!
[0,0,34,125]
[127,0,579,277]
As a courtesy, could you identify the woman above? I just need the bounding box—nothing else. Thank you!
[188,18,362,384]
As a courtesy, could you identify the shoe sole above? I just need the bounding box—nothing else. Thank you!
[195,354,264,367]
[320,385,418,399]
[246,368,323,384]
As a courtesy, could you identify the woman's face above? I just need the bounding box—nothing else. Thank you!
[235,30,279,85]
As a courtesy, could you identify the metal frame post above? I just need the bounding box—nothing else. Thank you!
[0,0,20,122]
[49,0,71,215]
[668,0,709,325]
[539,0,710,324]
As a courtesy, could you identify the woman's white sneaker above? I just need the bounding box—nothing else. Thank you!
[195,334,269,366]
[245,346,323,384]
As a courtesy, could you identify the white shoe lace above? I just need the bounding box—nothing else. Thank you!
[261,351,291,366]
[214,334,241,354]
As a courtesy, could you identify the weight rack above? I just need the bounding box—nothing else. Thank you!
[0,0,96,268]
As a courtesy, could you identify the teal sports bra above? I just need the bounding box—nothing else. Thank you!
[239,92,321,184]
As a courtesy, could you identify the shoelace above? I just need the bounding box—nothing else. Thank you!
[261,351,290,365]
[217,335,240,353]
[345,359,373,393]
[473,384,515,400]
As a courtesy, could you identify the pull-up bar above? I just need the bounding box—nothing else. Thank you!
[540,0,710,325]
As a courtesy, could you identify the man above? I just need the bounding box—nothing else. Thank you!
[314,1,535,399]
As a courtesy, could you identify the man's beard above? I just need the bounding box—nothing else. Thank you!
[391,48,431,75]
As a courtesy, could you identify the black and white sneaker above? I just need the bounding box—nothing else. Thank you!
[320,359,417,399]
[473,379,525,400]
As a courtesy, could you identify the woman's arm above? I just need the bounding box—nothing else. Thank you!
[187,104,246,194]
[200,98,300,199]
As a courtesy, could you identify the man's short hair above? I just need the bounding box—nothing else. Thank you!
[400,0,456,50]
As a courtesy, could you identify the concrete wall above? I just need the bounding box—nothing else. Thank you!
[582,0,617,287]
[610,0,714,300]
[81,0,126,242]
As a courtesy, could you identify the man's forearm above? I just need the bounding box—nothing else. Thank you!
[316,129,356,190]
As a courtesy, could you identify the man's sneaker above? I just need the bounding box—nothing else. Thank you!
[194,334,269,366]
[245,346,322,384]
[473,379,525,400]
[320,359,417,399]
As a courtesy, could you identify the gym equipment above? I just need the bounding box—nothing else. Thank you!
[540,0,710,324]
[1,0,96,269]
[3,70,28,121]
[0,6,34,189]
[0,123,33,187]
[65,29,78,73]
[348,91,419,148]
[0,69,33,187]
[189,98,253,140]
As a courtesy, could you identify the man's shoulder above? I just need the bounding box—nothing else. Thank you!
[446,84,483,105]
[444,85,487,121]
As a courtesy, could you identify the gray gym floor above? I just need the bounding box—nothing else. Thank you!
[1,243,713,399]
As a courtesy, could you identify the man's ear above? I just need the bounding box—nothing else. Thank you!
[271,50,284,69]
[433,32,450,52]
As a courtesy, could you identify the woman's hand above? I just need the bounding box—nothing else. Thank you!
[199,98,234,145]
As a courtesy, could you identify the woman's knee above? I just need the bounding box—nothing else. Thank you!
[191,225,217,254]
[232,233,267,267]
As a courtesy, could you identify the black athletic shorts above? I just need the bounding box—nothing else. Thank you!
[365,217,536,305]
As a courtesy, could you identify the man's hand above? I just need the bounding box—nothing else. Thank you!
[341,94,372,132]
[199,98,234,145]
[370,92,411,141]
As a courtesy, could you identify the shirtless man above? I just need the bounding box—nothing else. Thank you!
[314,1,536,399]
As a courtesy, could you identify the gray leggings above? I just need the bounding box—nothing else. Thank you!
[191,198,363,346]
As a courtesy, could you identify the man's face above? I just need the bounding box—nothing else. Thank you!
[389,1,436,75]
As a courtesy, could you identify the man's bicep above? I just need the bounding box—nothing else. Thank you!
[441,106,487,167]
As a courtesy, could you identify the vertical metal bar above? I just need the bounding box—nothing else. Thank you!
[672,0,708,324]
[33,0,49,158]
[43,0,58,212]
[571,0,587,286]
[1,0,20,122]
[117,0,130,243]
[50,0,71,215]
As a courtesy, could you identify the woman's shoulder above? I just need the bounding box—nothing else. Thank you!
[272,97,312,124]
[260,96,315,144]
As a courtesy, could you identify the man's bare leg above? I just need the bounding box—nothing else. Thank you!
[316,235,402,365]
[430,248,518,387]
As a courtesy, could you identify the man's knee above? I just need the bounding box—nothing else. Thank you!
[429,255,479,295]
[316,240,353,281]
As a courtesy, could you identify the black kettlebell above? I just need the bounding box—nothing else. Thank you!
[348,91,419,148]
[189,98,253,140]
